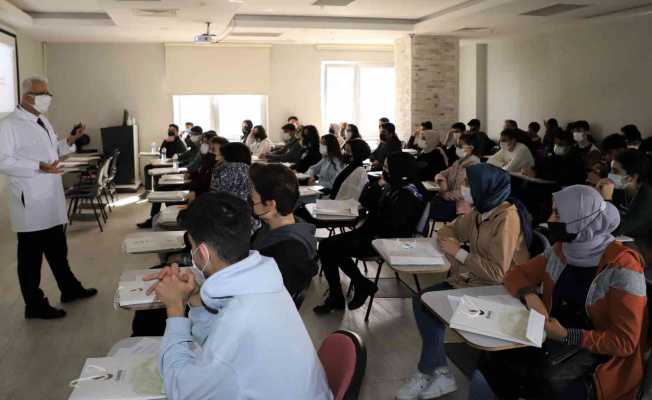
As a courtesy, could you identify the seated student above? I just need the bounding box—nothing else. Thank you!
[337,122,348,147]
[181,122,194,145]
[527,121,545,161]
[542,118,562,153]
[504,119,518,130]
[487,128,535,172]
[406,121,433,152]
[245,125,274,157]
[524,129,587,186]
[621,124,642,149]
[314,152,428,314]
[292,125,322,173]
[146,193,333,400]
[264,123,303,163]
[430,134,480,222]
[396,163,531,400]
[160,123,187,159]
[572,120,601,170]
[469,185,646,400]
[240,119,253,143]
[442,122,467,163]
[250,164,319,305]
[306,133,344,191]
[467,119,495,157]
[177,126,203,170]
[343,123,362,142]
[415,129,448,181]
[186,135,228,203]
[370,122,402,171]
[330,138,371,201]
[601,132,628,163]
[209,142,252,201]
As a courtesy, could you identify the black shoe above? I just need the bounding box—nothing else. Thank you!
[61,287,98,303]
[313,295,346,315]
[25,302,67,320]
[348,280,378,310]
[137,219,153,229]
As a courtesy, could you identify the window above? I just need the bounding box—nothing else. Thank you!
[173,95,268,142]
[321,62,395,144]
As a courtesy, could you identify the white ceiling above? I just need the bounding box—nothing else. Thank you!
[2,0,652,44]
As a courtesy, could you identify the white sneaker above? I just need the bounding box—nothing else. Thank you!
[396,372,434,400]
[419,368,457,399]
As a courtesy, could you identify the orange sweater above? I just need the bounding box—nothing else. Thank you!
[504,241,648,400]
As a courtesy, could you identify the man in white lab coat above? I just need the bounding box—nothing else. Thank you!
[0,76,97,319]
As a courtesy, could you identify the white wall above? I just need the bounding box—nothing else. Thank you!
[474,15,652,140]
[45,43,393,155]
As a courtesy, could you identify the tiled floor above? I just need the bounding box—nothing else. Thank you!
[0,196,468,400]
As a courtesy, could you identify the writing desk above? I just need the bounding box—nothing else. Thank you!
[148,191,189,203]
[148,167,188,177]
[421,285,526,351]
[123,231,186,255]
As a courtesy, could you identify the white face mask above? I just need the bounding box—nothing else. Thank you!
[190,246,209,286]
[553,144,569,156]
[499,141,510,151]
[573,131,586,143]
[608,173,628,189]
[319,144,328,156]
[190,135,201,144]
[461,186,473,204]
[200,143,209,155]
[281,132,291,142]
[455,147,466,159]
[33,94,52,114]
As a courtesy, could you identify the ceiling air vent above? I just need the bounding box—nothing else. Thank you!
[133,8,178,17]
[454,27,491,33]
[312,0,356,6]
[229,32,283,37]
[521,3,589,16]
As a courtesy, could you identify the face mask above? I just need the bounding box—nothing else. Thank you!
[346,130,353,140]
[167,130,176,137]
[319,144,328,156]
[608,173,627,189]
[453,132,462,141]
[455,147,466,159]
[33,95,52,114]
[243,126,251,135]
[200,143,209,155]
[379,132,388,142]
[281,132,291,142]
[461,186,473,204]
[190,246,209,286]
[499,141,510,151]
[553,144,569,156]
[190,135,201,144]
[547,222,578,244]
[573,131,585,143]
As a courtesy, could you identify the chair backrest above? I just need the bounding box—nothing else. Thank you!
[318,330,366,400]
[97,156,113,187]
[109,149,120,179]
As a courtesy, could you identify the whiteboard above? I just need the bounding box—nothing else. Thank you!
[0,29,18,119]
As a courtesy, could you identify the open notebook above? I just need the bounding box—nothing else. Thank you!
[315,199,359,217]
[381,239,446,265]
[449,295,545,347]
[147,191,188,202]
[69,355,165,400]
[123,231,186,254]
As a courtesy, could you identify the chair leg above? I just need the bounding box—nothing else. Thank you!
[364,261,383,322]
[67,198,74,221]
[413,275,422,293]
[90,198,104,232]
[104,190,113,213]
[429,220,436,237]
[98,196,108,222]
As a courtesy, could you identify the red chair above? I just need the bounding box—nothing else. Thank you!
[318,330,367,400]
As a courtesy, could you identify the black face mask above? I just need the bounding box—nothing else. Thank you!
[242,126,251,135]
[547,222,578,244]
[342,153,352,164]
[167,131,176,137]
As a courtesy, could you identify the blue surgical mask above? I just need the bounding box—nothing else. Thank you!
[190,246,209,286]
[608,173,628,189]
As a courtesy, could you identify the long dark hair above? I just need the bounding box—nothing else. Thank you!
[347,124,362,140]
[322,134,343,164]
[301,125,320,151]
[252,125,267,141]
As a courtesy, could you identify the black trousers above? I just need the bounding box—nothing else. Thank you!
[319,228,376,297]
[17,224,82,308]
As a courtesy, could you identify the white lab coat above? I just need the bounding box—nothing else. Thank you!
[0,107,74,232]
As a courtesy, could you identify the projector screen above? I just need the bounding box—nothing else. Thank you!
[0,29,18,119]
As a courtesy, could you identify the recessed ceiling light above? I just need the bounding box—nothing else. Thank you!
[229,0,245,3]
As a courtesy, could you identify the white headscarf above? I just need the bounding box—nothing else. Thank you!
[553,185,620,267]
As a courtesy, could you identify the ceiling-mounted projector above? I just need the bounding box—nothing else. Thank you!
[194,22,218,44]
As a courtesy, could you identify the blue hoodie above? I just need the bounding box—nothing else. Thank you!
[160,251,332,400]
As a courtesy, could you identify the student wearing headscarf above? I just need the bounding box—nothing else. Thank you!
[468,185,647,400]
[209,142,252,202]
[314,152,427,315]
[329,138,371,201]
[397,163,531,400]
[415,129,448,181]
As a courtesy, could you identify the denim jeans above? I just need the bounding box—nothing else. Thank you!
[468,370,497,400]
[413,282,454,374]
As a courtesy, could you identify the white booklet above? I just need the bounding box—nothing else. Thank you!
[382,239,446,265]
[69,355,165,400]
[315,199,359,217]
[123,231,186,254]
[147,191,188,202]
[117,268,190,307]
[449,295,545,347]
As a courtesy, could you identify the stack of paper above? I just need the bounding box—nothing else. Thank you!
[422,181,440,192]
[382,239,446,265]
[60,161,90,168]
[449,295,545,347]
[147,191,188,202]
[295,172,311,180]
[69,355,165,400]
[315,199,359,217]
[123,231,186,254]
[299,187,321,197]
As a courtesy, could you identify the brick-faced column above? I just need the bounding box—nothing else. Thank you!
[395,35,459,140]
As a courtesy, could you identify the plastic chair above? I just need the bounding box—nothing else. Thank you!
[66,156,113,232]
[318,330,367,400]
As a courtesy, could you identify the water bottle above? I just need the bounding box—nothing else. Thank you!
[160,147,167,161]
[172,154,178,169]
[150,142,157,154]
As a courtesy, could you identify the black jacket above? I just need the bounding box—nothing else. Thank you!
[535,151,587,186]
[159,137,187,159]
[416,148,448,181]
[370,136,402,169]
[292,147,321,173]
[359,181,427,238]
[266,138,303,163]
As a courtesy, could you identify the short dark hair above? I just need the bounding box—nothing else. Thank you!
[505,119,518,129]
[421,121,433,130]
[204,131,218,141]
[528,122,541,132]
[282,123,296,132]
[601,133,628,152]
[185,122,194,126]
[459,134,480,156]
[546,118,559,128]
[451,122,466,132]
[169,124,179,132]
[249,164,299,216]
[574,120,590,131]
[210,136,229,146]
[182,192,251,264]
[500,128,520,142]
[554,129,574,146]
[190,126,203,134]
[220,142,252,165]
[621,124,642,144]
[288,116,299,122]
[615,149,650,182]
[468,119,481,128]
[379,117,390,124]
[380,122,396,134]
[243,120,253,130]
